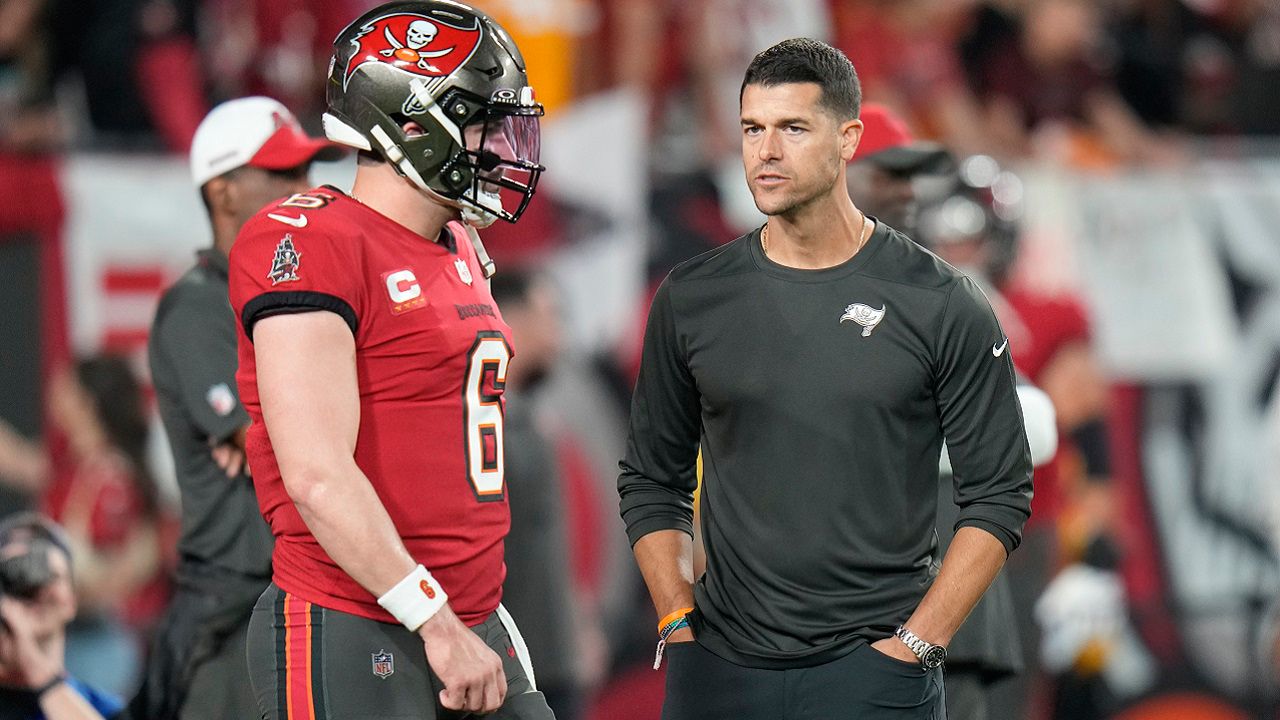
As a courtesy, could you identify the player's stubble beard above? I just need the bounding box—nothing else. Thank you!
[749,152,843,220]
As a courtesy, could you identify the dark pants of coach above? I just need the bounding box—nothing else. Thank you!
[662,640,945,720]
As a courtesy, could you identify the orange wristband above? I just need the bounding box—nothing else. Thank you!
[657,607,694,635]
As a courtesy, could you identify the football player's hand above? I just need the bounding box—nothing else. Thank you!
[418,605,507,714]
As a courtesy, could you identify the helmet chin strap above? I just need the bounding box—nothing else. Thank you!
[460,221,497,280]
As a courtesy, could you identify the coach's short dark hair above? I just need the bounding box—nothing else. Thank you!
[740,38,861,121]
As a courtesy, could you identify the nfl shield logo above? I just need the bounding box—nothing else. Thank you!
[372,650,394,679]
[205,383,236,417]
[454,257,473,286]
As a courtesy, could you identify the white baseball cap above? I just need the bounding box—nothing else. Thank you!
[190,96,339,187]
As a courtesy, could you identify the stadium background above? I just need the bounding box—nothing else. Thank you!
[1,0,1279,718]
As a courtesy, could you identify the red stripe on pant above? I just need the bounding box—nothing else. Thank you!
[283,594,316,720]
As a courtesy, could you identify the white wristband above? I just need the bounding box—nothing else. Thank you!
[377,564,448,632]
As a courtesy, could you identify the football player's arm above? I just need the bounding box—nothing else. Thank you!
[618,278,701,642]
[0,418,47,492]
[254,311,506,713]
[877,278,1034,664]
[254,311,414,593]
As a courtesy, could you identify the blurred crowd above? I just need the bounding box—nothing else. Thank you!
[1,1,1279,720]
[1,0,1279,158]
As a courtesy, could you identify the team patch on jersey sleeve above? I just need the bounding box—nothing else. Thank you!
[268,234,302,285]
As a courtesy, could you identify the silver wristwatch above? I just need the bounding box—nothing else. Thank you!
[894,626,947,669]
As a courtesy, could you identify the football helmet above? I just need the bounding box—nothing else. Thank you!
[917,155,1024,285]
[325,1,544,226]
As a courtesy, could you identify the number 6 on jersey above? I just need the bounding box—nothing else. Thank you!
[464,331,512,501]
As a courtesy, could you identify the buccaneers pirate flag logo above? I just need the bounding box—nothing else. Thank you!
[268,234,301,285]
[343,13,483,87]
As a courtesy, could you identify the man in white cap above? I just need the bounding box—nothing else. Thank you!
[129,96,339,720]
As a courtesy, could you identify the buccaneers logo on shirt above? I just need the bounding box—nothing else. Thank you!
[268,234,302,285]
[342,13,483,88]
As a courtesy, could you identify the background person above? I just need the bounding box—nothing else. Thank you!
[0,357,165,699]
[127,96,337,720]
[0,512,118,720]
[492,268,589,720]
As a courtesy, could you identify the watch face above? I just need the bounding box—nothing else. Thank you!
[922,646,947,669]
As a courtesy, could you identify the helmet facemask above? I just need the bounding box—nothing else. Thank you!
[349,82,544,227]
[443,90,543,227]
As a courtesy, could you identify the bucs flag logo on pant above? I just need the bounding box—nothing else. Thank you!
[342,12,484,87]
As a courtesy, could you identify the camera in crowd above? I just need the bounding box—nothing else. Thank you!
[0,513,68,602]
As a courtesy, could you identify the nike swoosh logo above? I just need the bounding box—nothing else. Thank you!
[268,212,308,228]
[992,339,1009,357]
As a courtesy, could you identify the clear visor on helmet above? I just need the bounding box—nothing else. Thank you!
[458,109,543,223]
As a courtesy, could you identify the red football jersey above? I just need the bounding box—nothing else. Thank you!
[228,187,514,625]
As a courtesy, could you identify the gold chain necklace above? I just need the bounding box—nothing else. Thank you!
[762,212,869,257]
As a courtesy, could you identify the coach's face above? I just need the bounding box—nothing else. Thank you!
[741,82,861,217]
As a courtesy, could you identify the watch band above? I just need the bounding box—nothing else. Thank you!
[894,626,939,661]
[35,672,68,698]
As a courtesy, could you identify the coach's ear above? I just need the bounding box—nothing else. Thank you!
[841,118,864,163]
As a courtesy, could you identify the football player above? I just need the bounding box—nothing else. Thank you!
[227,2,552,718]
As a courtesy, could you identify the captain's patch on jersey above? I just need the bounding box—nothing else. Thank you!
[268,234,302,285]
[383,268,427,315]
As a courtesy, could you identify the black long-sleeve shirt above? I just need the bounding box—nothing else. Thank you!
[618,223,1033,669]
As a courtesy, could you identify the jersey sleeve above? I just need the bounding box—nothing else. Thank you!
[228,213,364,341]
[152,285,248,442]
[618,276,701,546]
[934,277,1034,555]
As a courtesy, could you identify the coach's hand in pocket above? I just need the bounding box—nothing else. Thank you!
[870,636,920,665]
